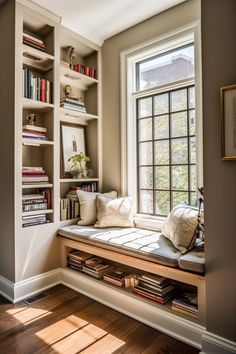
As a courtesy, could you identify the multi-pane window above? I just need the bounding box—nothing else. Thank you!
[136,42,196,216]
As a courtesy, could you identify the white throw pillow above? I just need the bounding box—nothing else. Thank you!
[94,195,134,228]
[162,204,202,253]
[77,190,117,225]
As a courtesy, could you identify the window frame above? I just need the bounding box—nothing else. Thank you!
[120,24,203,230]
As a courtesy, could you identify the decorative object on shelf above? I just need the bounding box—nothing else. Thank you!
[69,46,76,69]
[64,84,72,97]
[61,123,86,177]
[27,113,37,125]
[68,151,90,179]
[221,84,236,159]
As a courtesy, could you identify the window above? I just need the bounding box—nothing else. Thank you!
[121,28,202,222]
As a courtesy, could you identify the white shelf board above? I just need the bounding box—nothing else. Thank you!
[22,209,53,216]
[22,139,54,146]
[22,98,54,110]
[60,178,99,183]
[23,44,54,72]
[60,66,98,90]
[22,183,53,189]
[59,107,98,125]
[22,44,54,61]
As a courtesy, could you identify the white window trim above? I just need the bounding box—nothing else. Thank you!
[120,22,203,230]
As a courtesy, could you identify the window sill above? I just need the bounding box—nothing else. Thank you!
[133,214,166,232]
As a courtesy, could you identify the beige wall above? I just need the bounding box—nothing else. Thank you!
[0,0,15,282]
[201,0,236,343]
[102,0,200,193]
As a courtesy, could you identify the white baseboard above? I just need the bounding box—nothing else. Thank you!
[61,268,204,349]
[200,332,236,354]
[0,269,61,303]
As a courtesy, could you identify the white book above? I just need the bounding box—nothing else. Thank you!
[23,125,47,133]
[22,194,44,200]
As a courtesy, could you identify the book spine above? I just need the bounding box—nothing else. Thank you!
[41,79,46,102]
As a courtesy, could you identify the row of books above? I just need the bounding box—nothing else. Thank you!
[22,214,49,227]
[60,97,86,113]
[60,183,97,221]
[172,293,198,318]
[23,32,45,52]
[22,167,49,185]
[22,189,52,212]
[60,61,96,79]
[23,68,53,103]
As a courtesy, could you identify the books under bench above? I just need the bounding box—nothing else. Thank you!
[23,68,52,103]
[60,182,97,221]
[22,167,50,185]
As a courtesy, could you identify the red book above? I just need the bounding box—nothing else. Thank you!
[84,66,90,76]
[89,68,96,78]
[41,79,46,102]
[23,37,45,48]
[44,189,51,209]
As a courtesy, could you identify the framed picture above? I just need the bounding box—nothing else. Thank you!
[61,123,86,176]
[221,84,236,160]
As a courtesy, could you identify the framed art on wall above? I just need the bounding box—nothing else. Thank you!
[221,84,236,160]
[61,123,86,176]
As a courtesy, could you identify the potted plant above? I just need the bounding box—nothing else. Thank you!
[68,152,90,178]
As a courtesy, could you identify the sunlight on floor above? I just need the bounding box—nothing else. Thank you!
[35,315,125,354]
[9,307,51,325]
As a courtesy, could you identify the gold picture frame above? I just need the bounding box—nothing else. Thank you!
[221,84,236,160]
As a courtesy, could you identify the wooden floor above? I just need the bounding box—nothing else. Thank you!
[0,285,199,354]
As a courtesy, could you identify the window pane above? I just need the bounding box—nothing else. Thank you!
[190,192,197,206]
[155,166,169,189]
[188,86,195,108]
[154,94,169,115]
[138,44,194,90]
[190,165,196,191]
[190,137,196,163]
[155,191,170,215]
[154,115,169,139]
[172,191,188,207]
[139,190,153,213]
[172,165,188,190]
[138,118,152,141]
[138,97,152,118]
[171,112,187,137]
[139,167,153,189]
[154,140,169,164]
[139,142,153,165]
[171,138,188,164]
[189,110,195,135]
[171,89,187,112]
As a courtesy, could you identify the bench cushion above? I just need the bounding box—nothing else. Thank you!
[58,225,182,268]
[178,241,205,274]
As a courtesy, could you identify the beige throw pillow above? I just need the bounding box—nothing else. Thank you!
[77,190,117,225]
[162,204,202,254]
[94,195,134,228]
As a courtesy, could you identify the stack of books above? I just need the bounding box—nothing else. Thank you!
[22,124,47,141]
[22,167,49,185]
[67,250,92,271]
[82,257,111,279]
[103,268,129,287]
[23,33,45,51]
[60,97,86,113]
[23,68,52,103]
[172,293,198,318]
[22,193,48,212]
[22,213,49,228]
[133,273,175,304]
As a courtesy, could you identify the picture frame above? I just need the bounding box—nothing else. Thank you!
[60,123,86,177]
[221,84,236,160]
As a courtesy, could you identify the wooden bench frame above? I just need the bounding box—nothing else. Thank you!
[58,234,206,326]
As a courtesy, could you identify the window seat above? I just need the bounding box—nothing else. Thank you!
[58,225,205,274]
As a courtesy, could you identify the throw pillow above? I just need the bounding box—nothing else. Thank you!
[94,195,134,228]
[162,204,202,253]
[77,190,117,225]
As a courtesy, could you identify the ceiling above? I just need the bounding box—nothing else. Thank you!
[32,0,186,45]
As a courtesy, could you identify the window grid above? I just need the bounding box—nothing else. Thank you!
[137,85,196,216]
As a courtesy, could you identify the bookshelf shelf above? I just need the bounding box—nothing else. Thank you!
[22,209,53,216]
[60,66,98,90]
[22,44,54,71]
[60,178,99,183]
[22,139,54,146]
[22,183,53,189]
[60,107,98,121]
[22,98,54,110]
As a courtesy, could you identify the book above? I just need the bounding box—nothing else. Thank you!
[23,32,44,45]
[172,293,198,312]
[140,273,168,286]
[22,194,44,200]
[22,176,49,182]
[23,126,47,133]
[132,287,173,304]
[68,250,92,262]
